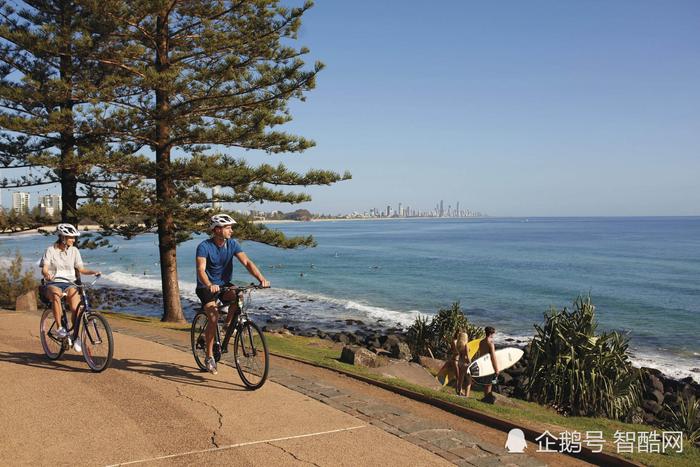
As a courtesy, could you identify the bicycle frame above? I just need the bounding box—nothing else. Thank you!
[211,285,258,354]
[45,276,101,346]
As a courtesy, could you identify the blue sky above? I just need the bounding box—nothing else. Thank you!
[2,1,699,216]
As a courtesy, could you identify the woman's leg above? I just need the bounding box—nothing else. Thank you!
[44,285,63,329]
[65,287,80,329]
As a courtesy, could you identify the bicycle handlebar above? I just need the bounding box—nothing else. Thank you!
[47,275,101,288]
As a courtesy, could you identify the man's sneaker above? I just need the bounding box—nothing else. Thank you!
[205,357,218,375]
[54,327,69,339]
[73,337,82,353]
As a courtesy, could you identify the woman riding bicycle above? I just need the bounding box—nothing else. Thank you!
[40,223,101,349]
[195,214,270,375]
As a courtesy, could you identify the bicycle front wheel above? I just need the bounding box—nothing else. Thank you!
[81,312,114,372]
[234,321,269,390]
[40,308,65,360]
[191,312,209,371]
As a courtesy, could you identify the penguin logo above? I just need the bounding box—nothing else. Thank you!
[505,428,527,453]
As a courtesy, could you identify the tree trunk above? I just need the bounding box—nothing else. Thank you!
[155,12,184,323]
[59,4,78,225]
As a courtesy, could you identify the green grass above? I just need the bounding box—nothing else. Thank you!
[103,312,699,467]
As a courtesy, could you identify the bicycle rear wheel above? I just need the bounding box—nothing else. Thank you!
[233,321,269,390]
[81,312,114,372]
[191,312,209,371]
[39,308,65,360]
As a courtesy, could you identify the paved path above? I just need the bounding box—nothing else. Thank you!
[1,310,549,466]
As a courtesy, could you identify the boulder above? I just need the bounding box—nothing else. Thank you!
[15,290,37,312]
[390,342,412,360]
[498,372,514,386]
[382,334,401,350]
[644,374,664,394]
[481,392,517,407]
[643,400,663,415]
[340,346,382,368]
[418,356,445,374]
[648,389,664,404]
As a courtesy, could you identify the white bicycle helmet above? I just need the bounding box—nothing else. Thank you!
[56,223,81,237]
[210,214,236,229]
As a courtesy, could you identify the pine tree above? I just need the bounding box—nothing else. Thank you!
[0,0,120,226]
[81,0,349,322]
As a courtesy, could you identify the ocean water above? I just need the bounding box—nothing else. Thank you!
[2,217,699,379]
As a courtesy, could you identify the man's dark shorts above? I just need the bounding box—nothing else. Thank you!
[195,283,234,306]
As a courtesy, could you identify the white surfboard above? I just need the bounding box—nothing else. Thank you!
[468,347,524,378]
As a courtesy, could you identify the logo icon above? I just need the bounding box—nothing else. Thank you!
[505,428,527,453]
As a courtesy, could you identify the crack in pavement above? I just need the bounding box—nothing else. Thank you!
[175,386,224,448]
[267,442,321,467]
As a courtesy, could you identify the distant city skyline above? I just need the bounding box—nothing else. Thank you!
[1,1,699,217]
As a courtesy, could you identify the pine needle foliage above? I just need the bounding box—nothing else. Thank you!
[75,0,349,321]
[526,296,642,419]
[0,0,121,224]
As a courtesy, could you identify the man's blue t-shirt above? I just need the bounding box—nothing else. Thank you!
[195,238,243,288]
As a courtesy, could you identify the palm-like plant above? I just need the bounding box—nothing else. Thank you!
[665,396,700,446]
[526,296,642,419]
[406,302,484,359]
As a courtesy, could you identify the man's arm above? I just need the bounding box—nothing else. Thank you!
[196,256,218,292]
[235,252,270,287]
[488,341,499,374]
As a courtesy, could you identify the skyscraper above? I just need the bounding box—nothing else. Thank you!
[39,194,62,217]
[212,185,222,210]
[12,192,30,214]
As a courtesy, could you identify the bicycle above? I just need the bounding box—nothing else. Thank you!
[190,284,269,389]
[39,276,114,372]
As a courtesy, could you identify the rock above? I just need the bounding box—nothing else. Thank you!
[15,290,37,312]
[642,367,663,377]
[498,372,514,385]
[418,356,445,374]
[481,392,517,407]
[644,374,664,394]
[335,333,349,344]
[648,389,664,404]
[643,412,657,425]
[390,342,412,361]
[643,400,663,415]
[340,346,383,368]
[382,334,401,350]
[506,366,525,377]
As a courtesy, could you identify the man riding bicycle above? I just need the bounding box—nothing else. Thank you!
[196,214,270,375]
[40,223,102,351]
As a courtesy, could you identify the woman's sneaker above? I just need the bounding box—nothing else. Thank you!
[54,327,69,339]
[205,357,218,375]
[73,337,82,353]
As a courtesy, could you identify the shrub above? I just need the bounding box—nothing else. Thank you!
[665,396,700,446]
[0,251,39,309]
[406,302,484,359]
[526,295,642,419]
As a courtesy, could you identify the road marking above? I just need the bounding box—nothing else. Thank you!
[106,424,368,466]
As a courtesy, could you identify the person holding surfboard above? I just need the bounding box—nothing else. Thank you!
[474,326,499,398]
